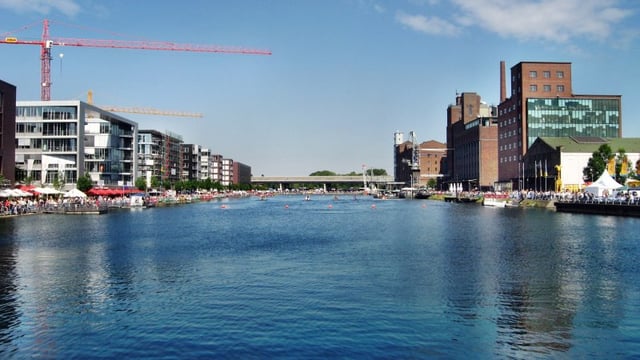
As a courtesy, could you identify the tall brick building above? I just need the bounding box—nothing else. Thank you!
[446,92,498,191]
[394,131,446,188]
[497,61,622,188]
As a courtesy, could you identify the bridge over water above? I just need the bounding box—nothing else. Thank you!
[251,175,397,191]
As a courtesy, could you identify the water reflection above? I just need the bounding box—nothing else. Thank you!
[0,199,638,358]
[0,220,20,355]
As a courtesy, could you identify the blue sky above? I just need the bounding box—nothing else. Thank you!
[1,0,639,176]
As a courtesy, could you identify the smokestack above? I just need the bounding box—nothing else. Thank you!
[500,60,506,102]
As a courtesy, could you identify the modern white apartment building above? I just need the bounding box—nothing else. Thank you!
[15,100,137,189]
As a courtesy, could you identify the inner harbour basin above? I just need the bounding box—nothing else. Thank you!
[0,194,638,358]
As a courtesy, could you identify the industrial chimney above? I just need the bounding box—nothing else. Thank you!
[500,60,506,103]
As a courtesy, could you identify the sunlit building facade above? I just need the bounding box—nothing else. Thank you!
[497,61,622,188]
[15,101,137,189]
[525,97,621,146]
[446,92,498,190]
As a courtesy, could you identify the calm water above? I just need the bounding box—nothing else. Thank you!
[0,195,639,359]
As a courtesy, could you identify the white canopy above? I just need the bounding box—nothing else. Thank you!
[64,188,87,198]
[0,189,33,198]
[584,170,623,197]
[33,187,62,195]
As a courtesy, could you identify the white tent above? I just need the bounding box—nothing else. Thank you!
[64,188,87,198]
[0,189,32,198]
[584,171,623,197]
[34,187,62,195]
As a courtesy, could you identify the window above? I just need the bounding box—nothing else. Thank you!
[557,71,564,78]
[529,71,537,78]
[543,71,550,78]
[557,85,565,92]
[543,85,551,92]
[530,84,538,92]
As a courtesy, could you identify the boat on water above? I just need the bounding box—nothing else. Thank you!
[444,194,479,203]
[414,189,431,199]
[129,193,147,209]
[482,197,507,208]
[482,193,511,208]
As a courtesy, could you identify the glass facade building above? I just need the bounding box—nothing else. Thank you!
[526,97,621,147]
[15,101,137,189]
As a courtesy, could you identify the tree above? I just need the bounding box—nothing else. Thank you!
[309,170,336,176]
[201,178,214,191]
[616,150,632,183]
[174,181,185,192]
[583,144,632,183]
[150,176,161,190]
[77,173,93,192]
[135,177,147,191]
[583,144,612,182]
[52,172,65,191]
[370,168,388,176]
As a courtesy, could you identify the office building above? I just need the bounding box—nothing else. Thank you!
[497,61,622,189]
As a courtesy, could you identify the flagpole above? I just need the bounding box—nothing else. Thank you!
[545,159,548,192]
[533,160,538,192]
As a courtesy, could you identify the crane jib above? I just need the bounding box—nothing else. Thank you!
[1,18,271,101]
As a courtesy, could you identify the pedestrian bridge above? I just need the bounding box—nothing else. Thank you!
[251,175,394,188]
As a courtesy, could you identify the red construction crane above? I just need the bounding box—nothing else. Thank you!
[1,19,271,101]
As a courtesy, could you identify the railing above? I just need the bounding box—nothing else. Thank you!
[555,197,640,206]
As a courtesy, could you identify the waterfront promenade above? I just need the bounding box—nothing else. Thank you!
[1,194,638,358]
[5,187,640,218]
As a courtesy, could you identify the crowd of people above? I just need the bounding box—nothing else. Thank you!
[1,196,104,216]
[509,188,640,204]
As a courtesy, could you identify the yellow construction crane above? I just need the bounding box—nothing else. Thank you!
[87,90,203,118]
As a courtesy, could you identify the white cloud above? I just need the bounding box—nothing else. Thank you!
[0,0,81,17]
[373,3,386,14]
[451,0,632,43]
[396,10,461,36]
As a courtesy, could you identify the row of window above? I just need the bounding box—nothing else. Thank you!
[499,141,521,152]
[529,84,565,92]
[500,155,522,164]
[529,70,564,79]
[17,106,78,119]
[499,128,521,139]
[499,115,521,128]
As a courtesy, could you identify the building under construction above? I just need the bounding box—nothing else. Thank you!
[138,129,183,187]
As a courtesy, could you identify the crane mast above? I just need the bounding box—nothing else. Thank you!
[409,131,420,171]
[1,19,272,101]
[409,131,420,190]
